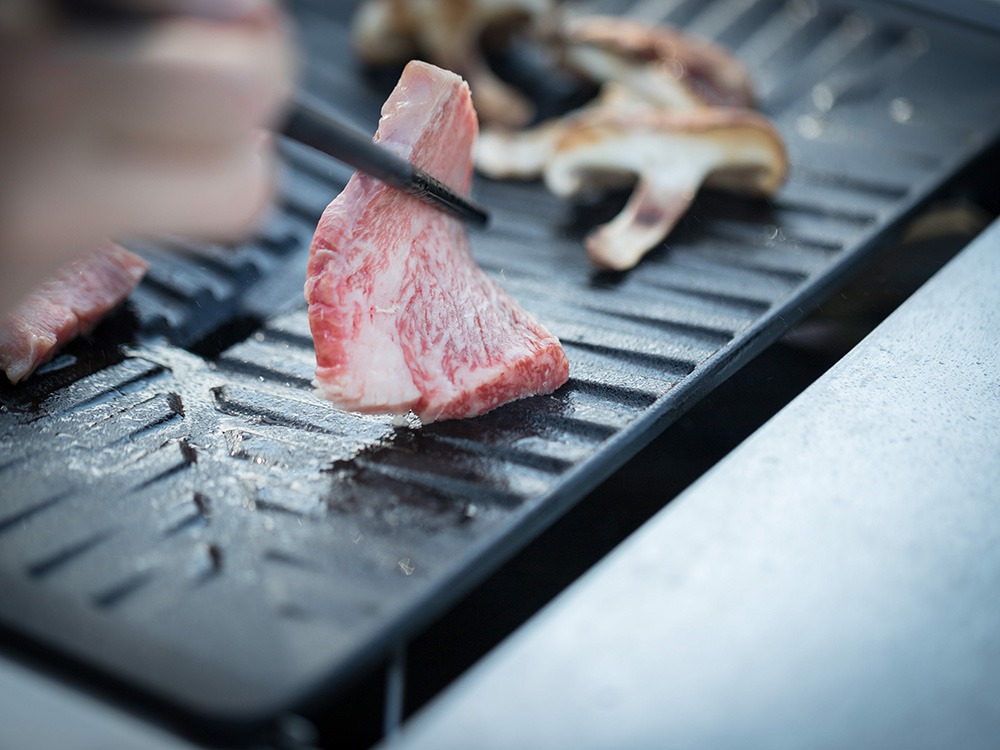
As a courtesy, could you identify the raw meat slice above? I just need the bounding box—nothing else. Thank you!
[0,241,148,384]
[305,60,569,423]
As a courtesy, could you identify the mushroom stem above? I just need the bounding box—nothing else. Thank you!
[585,168,706,271]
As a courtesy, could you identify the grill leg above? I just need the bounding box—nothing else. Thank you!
[383,642,407,739]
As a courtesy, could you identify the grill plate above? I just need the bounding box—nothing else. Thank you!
[2,0,1000,738]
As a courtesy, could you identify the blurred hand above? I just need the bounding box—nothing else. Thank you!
[0,0,296,310]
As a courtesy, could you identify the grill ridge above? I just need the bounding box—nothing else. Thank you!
[26,529,117,579]
[0,493,72,536]
[91,570,157,610]
[0,0,997,733]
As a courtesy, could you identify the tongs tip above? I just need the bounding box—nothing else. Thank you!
[409,170,490,228]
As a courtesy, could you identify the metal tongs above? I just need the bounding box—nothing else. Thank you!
[56,0,491,227]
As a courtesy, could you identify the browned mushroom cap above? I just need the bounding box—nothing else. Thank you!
[476,117,569,178]
[545,107,787,271]
[352,0,556,128]
[476,84,647,178]
[558,15,755,109]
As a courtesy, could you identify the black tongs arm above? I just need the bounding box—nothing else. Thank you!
[285,93,489,227]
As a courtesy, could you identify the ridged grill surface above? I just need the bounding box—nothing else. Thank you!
[1,0,999,732]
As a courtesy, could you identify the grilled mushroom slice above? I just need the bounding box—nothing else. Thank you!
[352,0,555,128]
[558,14,755,109]
[544,108,788,271]
[476,83,636,179]
[475,117,567,178]
[475,16,754,179]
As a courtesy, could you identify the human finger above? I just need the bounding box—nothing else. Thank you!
[102,130,278,240]
[42,13,294,148]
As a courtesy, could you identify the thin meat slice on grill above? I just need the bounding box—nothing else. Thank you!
[544,107,788,271]
[305,60,569,423]
[0,241,148,384]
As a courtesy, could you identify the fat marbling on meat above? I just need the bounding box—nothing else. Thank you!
[0,241,147,384]
[305,60,569,423]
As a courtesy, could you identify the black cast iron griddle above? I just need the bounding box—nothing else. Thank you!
[2,0,1000,740]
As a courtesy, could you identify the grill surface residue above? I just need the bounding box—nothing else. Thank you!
[2,0,1000,731]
